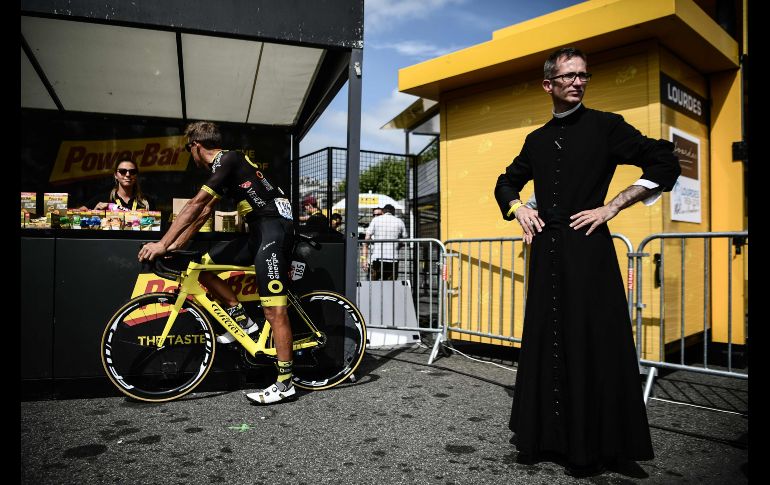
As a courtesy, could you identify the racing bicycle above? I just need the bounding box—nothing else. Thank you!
[100,234,367,402]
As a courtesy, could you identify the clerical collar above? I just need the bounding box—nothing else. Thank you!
[552,103,583,119]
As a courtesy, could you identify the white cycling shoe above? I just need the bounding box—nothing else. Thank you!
[245,382,296,404]
[216,319,259,344]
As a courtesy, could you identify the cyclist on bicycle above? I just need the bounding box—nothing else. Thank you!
[138,121,296,404]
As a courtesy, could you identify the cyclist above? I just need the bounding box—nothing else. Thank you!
[138,121,296,404]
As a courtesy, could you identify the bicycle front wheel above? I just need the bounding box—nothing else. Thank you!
[289,291,367,390]
[101,292,216,402]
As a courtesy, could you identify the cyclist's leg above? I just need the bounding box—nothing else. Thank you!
[200,234,252,303]
[199,272,238,307]
[202,235,260,341]
[246,217,296,404]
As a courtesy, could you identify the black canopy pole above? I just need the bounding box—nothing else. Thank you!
[344,47,363,304]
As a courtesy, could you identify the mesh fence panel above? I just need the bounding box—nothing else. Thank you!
[297,148,412,234]
[409,138,439,240]
[296,145,441,327]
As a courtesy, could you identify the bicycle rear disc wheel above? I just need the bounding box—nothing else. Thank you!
[101,292,216,402]
[289,291,366,390]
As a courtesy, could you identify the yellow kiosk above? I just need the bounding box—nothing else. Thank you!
[398,0,747,360]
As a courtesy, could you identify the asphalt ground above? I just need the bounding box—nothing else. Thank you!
[21,341,748,484]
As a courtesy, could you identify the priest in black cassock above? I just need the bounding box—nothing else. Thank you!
[494,47,681,476]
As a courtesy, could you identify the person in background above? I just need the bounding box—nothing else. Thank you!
[330,212,344,233]
[300,195,329,232]
[80,159,153,211]
[361,204,406,280]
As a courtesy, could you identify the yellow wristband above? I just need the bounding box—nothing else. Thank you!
[506,201,523,218]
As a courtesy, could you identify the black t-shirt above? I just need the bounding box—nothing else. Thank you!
[201,150,292,221]
[85,192,153,211]
[305,210,329,231]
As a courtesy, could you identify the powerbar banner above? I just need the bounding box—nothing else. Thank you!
[50,135,191,183]
[132,272,261,301]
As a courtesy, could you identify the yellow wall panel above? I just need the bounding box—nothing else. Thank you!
[708,69,746,345]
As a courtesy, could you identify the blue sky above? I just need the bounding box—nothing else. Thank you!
[299,0,583,156]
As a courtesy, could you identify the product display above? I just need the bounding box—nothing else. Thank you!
[21,192,37,217]
[215,211,243,232]
[43,193,68,218]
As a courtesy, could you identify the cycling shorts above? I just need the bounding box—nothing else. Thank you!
[203,217,295,307]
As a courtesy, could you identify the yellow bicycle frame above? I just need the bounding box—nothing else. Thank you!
[155,261,323,357]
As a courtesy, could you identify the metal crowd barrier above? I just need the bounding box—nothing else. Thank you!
[444,237,527,345]
[633,231,749,404]
[443,234,634,345]
[357,238,448,364]
[438,231,748,410]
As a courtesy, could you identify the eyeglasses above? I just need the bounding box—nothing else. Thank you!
[117,168,138,176]
[548,71,592,83]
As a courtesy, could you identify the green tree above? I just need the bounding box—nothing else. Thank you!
[339,156,406,200]
[418,140,438,165]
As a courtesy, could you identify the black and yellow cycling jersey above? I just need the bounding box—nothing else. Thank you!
[201,150,292,222]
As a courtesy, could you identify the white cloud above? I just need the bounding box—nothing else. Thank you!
[446,8,498,32]
[372,40,463,59]
[299,110,349,155]
[300,89,433,156]
[365,0,467,34]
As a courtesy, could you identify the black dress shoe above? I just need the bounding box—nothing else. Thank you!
[604,458,648,478]
[516,452,536,465]
[565,462,605,478]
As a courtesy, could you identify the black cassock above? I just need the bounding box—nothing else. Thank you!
[494,104,680,466]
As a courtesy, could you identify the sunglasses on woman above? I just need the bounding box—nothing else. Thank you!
[117,168,138,176]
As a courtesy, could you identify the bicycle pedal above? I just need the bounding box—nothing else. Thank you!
[239,349,275,368]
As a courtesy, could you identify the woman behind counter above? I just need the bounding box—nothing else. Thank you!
[80,159,153,211]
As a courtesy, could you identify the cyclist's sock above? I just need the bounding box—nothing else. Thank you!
[275,360,293,391]
[217,303,259,344]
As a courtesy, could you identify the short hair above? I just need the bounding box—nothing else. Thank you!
[330,213,342,222]
[544,47,587,79]
[184,121,223,149]
[383,204,396,214]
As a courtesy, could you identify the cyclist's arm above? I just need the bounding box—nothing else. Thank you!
[138,189,215,261]
[167,195,219,251]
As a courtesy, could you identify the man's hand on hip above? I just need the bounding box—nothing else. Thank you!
[515,206,544,244]
[569,205,618,235]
